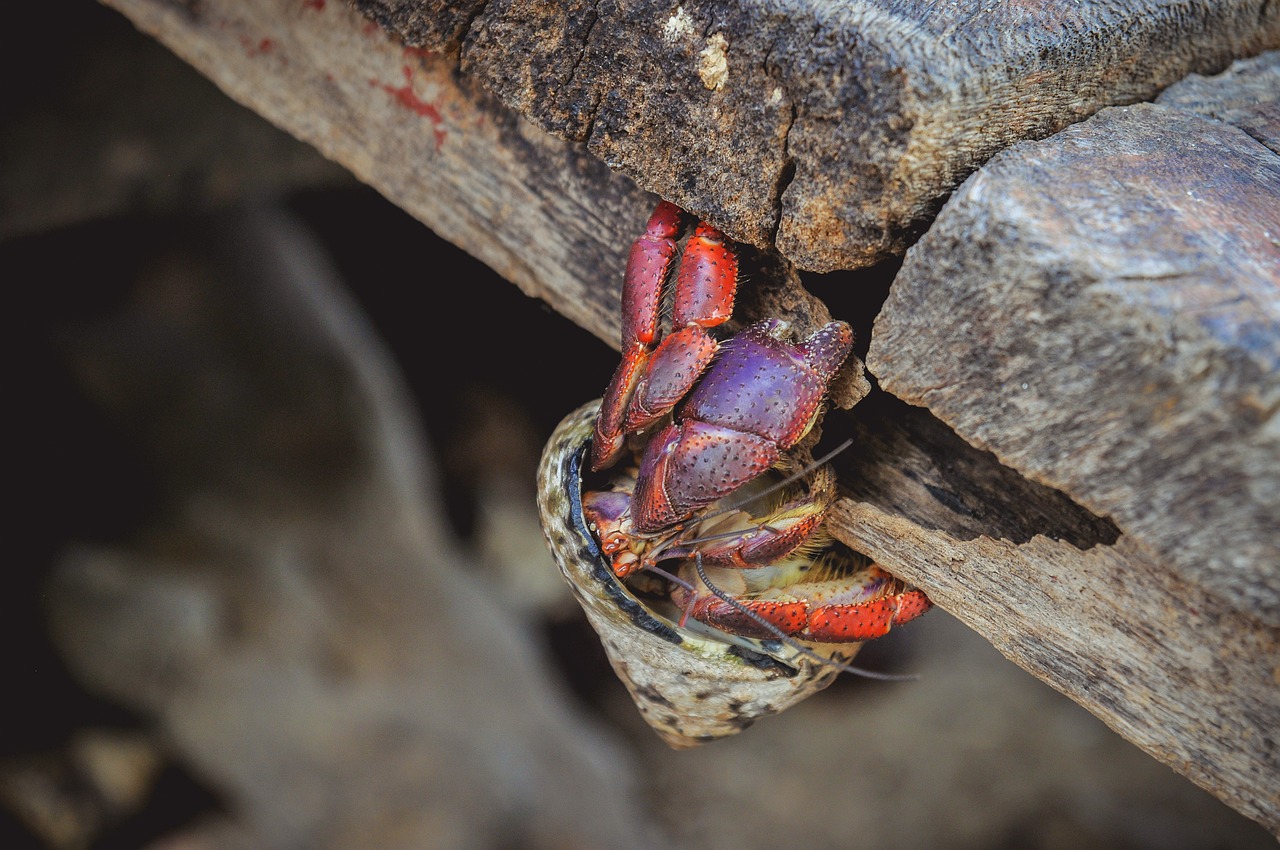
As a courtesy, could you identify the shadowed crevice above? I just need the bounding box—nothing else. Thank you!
[826,390,1122,549]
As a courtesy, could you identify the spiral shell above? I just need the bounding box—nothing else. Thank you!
[537,401,859,748]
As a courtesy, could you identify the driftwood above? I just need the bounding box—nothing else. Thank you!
[93,0,1278,834]
[870,97,1280,622]
[862,87,1280,830]
[361,0,1280,270]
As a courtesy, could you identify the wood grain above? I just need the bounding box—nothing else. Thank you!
[826,393,1280,833]
[864,92,1280,830]
[363,0,1280,270]
[1157,50,1280,154]
[869,101,1280,624]
[102,0,649,349]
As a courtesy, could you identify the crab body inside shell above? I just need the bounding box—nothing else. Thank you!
[584,201,929,644]
[536,202,931,745]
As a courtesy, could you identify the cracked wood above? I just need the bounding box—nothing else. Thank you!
[865,59,1280,832]
[360,0,1280,270]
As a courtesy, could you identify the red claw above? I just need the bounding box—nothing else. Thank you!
[623,325,719,434]
[622,200,685,350]
[672,222,738,329]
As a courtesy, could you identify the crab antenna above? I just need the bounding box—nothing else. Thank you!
[692,554,921,682]
[638,562,696,592]
[697,437,854,524]
[657,522,790,554]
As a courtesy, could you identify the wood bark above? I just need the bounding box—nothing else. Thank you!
[93,0,1279,833]
[100,0,655,350]
[360,0,1280,270]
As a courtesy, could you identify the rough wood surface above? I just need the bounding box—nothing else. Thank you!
[1156,50,1280,154]
[870,95,1280,624]
[829,399,1280,834]
[360,0,1280,270]
[865,85,1280,830]
[101,0,652,350]
[104,0,862,378]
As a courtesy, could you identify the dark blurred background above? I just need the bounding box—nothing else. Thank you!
[4,2,1275,849]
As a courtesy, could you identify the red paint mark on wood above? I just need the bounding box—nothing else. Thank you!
[302,0,326,10]
[370,67,448,151]
[403,46,436,62]
[362,20,380,36]
[238,34,276,57]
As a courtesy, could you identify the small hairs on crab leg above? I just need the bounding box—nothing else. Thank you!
[689,555,922,682]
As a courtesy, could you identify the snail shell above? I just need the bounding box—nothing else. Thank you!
[537,401,858,748]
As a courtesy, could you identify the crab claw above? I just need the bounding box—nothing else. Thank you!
[680,320,853,450]
[592,207,741,471]
[629,320,853,533]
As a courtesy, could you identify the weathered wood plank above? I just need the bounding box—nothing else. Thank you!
[1156,50,1280,154]
[100,0,857,379]
[869,100,1280,624]
[828,396,1280,834]
[362,0,1280,270]
[864,92,1280,830]
[101,0,645,348]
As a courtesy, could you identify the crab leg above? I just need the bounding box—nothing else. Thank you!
[804,587,933,641]
[592,203,740,470]
[673,565,933,643]
[660,465,838,569]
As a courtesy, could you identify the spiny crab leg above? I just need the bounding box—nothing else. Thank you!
[659,465,838,568]
[674,561,932,643]
[682,555,927,682]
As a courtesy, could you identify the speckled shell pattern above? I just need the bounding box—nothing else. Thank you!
[537,401,852,748]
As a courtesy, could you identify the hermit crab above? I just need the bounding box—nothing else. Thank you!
[537,201,930,747]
